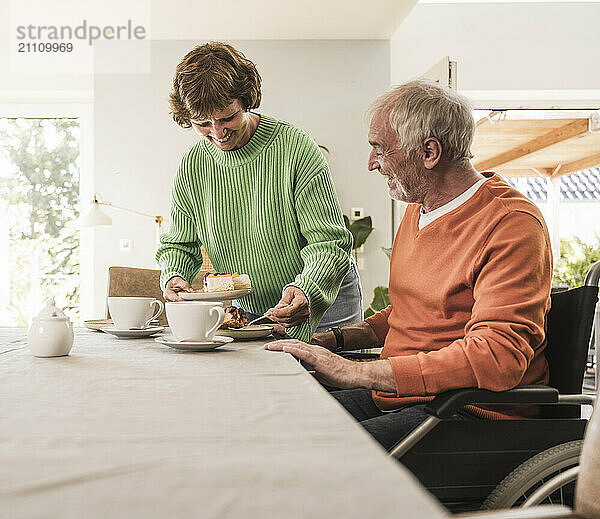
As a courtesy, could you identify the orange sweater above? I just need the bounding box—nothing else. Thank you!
[366,174,552,418]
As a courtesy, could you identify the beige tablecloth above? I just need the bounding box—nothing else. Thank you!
[0,328,446,518]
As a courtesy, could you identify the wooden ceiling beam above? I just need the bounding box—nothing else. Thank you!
[474,118,589,171]
[532,167,557,177]
[475,110,504,128]
[552,151,600,178]
[496,169,535,177]
[497,168,555,178]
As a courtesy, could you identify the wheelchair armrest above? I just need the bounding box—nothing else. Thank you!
[425,386,559,419]
[455,504,574,519]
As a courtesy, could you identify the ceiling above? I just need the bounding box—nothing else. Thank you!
[149,0,418,40]
[472,111,600,178]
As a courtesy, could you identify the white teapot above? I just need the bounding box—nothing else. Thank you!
[27,299,74,357]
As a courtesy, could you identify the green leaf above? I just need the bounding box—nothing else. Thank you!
[381,247,392,259]
[365,285,390,317]
[317,144,330,154]
[343,214,351,230]
[349,216,373,249]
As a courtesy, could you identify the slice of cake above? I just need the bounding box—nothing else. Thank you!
[221,306,249,329]
[204,274,234,293]
[232,273,251,290]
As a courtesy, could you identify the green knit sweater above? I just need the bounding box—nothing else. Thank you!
[156,114,352,341]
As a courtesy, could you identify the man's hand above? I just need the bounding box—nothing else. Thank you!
[310,331,336,350]
[310,322,382,352]
[267,286,309,328]
[164,276,193,301]
[265,339,363,389]
[265,339,397,392]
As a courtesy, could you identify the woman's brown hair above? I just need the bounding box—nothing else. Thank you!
[169,42,262,129]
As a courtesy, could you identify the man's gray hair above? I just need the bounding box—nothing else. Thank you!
[368,80,475,167]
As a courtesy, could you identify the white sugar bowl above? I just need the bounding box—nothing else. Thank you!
[27,299,74,357]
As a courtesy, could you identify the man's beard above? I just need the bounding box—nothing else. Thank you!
[388,158,428,204]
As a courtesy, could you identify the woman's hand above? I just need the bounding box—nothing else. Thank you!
[164,276,193,301]
[267,286,309,328]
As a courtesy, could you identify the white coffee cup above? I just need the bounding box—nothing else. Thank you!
[108,297,164,330]
[166,302,225,342]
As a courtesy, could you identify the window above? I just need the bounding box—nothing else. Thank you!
[0,117,81,325]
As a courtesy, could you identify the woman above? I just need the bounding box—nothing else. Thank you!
[156,42,362,342]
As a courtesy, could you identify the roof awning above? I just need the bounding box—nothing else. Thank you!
[472,110,600,178]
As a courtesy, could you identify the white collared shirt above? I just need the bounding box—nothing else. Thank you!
[418,177,488,230]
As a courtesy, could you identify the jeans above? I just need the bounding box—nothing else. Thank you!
[316,257,363,331]
[240,257,363,333]
[331,388,476,450]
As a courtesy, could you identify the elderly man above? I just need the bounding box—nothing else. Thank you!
[266,80,552,449]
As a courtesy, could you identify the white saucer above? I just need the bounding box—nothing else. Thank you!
[102,326,165,339]
[219,325,274,340]
[154,334,234,351]
[179,288,252,301]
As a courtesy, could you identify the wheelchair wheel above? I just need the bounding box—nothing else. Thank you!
[481,440,582,509]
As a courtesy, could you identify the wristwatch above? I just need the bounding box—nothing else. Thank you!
[330,326,344,353]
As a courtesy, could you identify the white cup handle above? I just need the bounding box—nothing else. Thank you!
[206,306,225,339]
[145,300,165,327]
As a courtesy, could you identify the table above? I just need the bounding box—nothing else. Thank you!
[1,328,446,518]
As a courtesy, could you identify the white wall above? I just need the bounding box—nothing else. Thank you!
[390,2,600,91]
[90,39,391,318]
[147,0,417,39]
[0,0,93,96]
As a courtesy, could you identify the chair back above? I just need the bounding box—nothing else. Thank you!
[106,266,209,325]
[543,261,599,418]
[575,386,600,518]
[545,286,598,394]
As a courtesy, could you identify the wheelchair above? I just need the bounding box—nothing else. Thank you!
[385,261,600,513]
